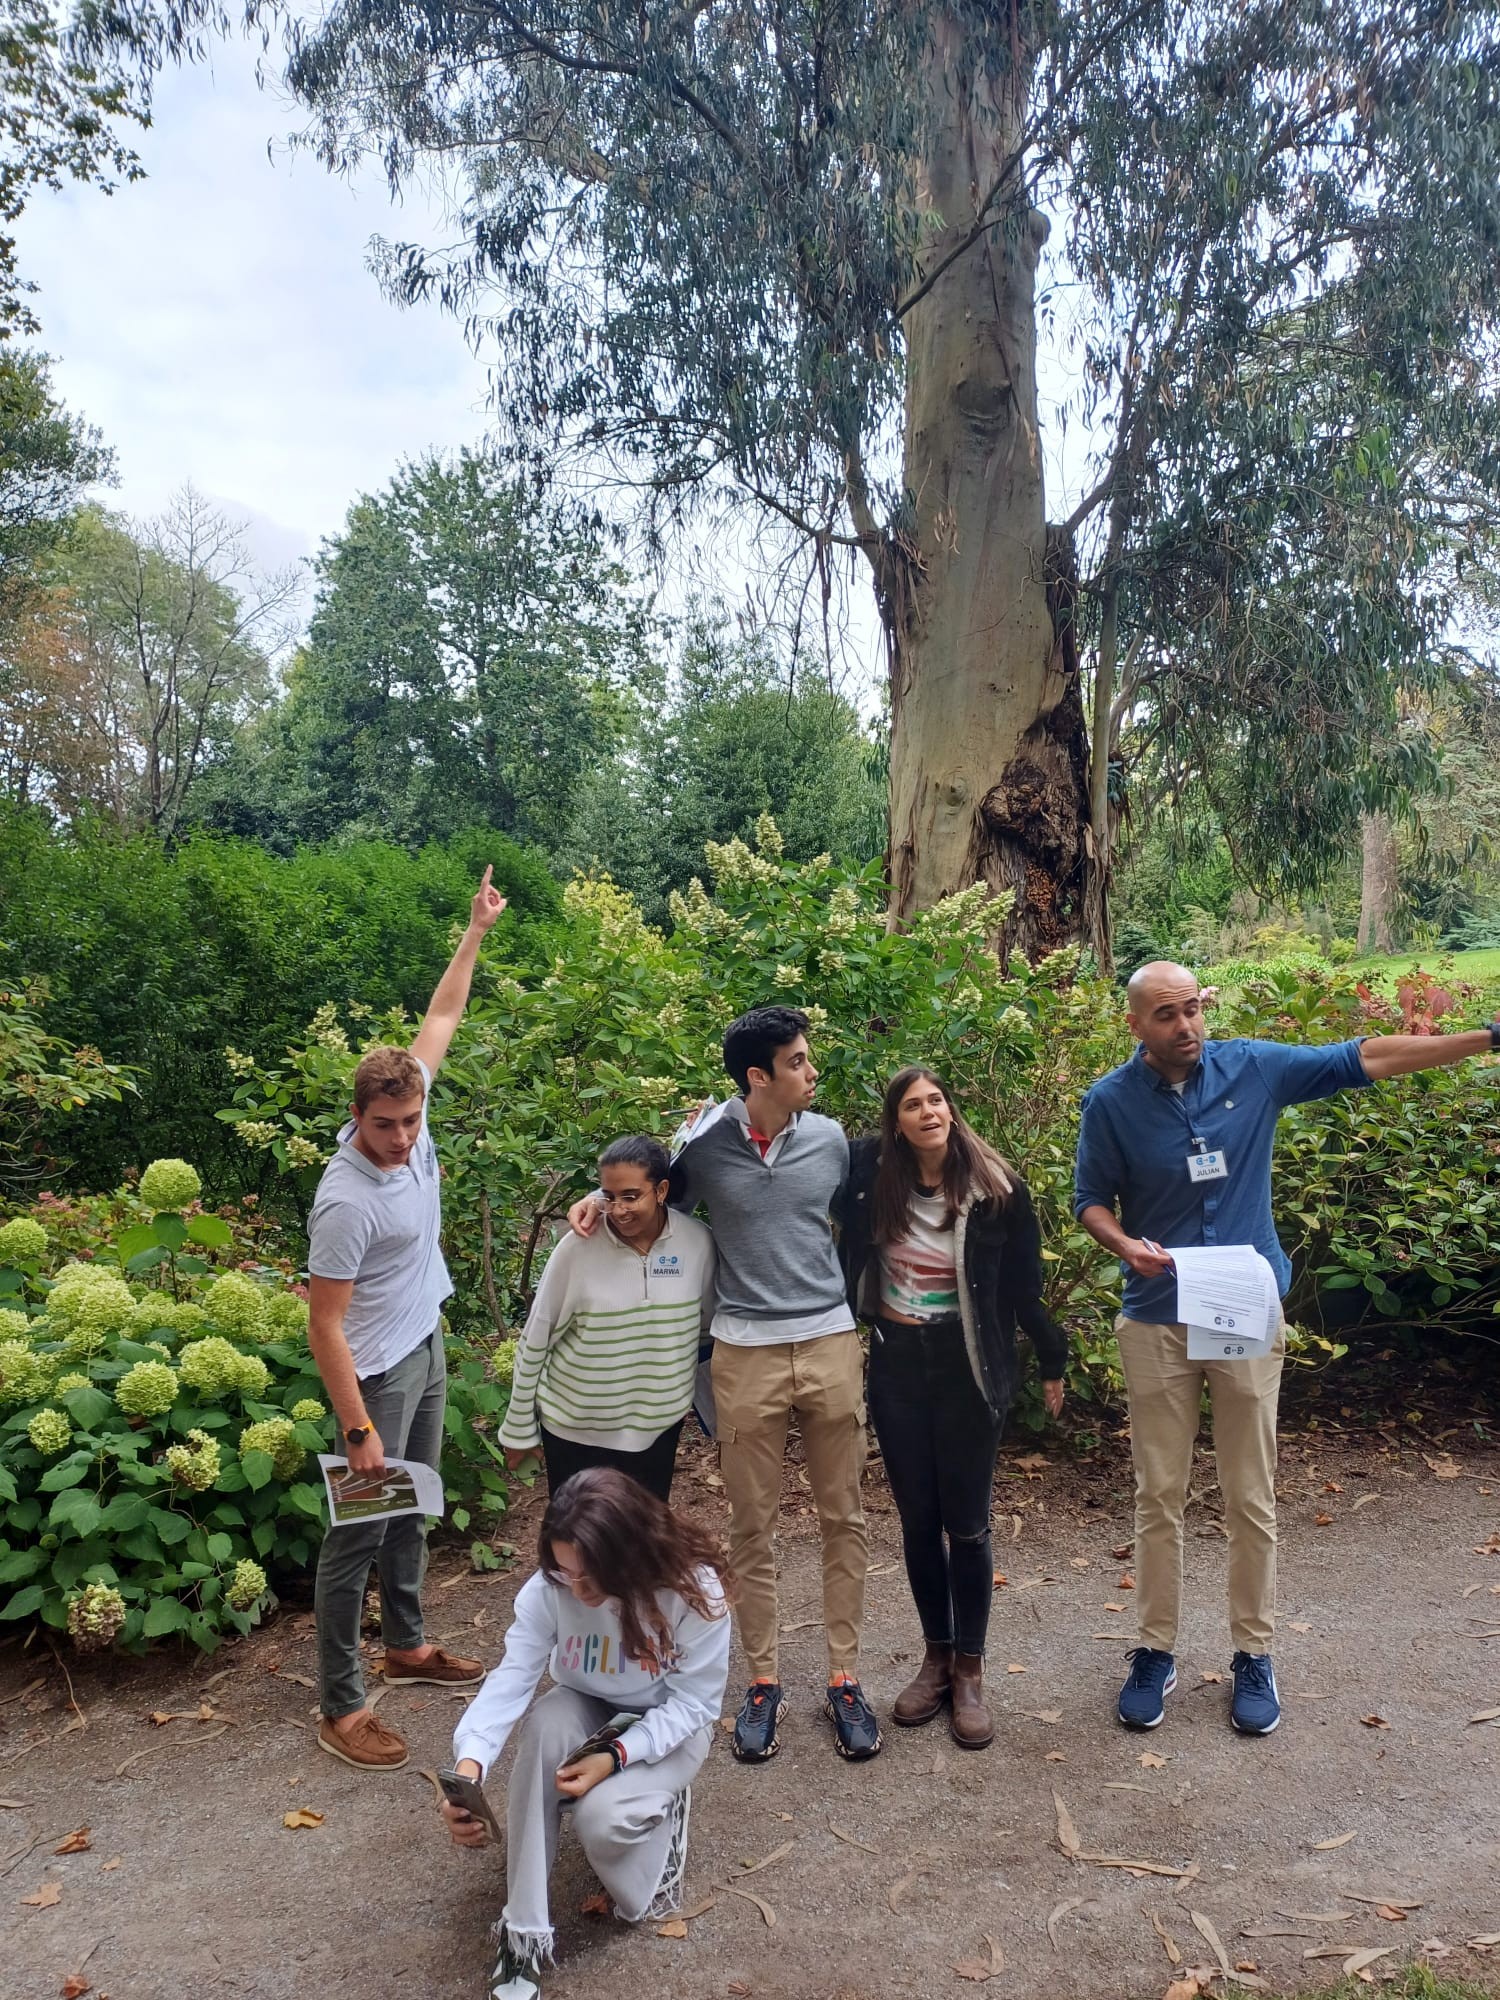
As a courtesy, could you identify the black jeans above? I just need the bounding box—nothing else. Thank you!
[539,1418,685,1504]
[867,1317,1003,1656]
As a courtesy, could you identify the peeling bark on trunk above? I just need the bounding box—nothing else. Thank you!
[886,15,1090,957]
[1357,811,1398,954]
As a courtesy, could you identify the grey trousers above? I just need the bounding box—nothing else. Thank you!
[315,1324,446,1719]
[499,1684,711,1954]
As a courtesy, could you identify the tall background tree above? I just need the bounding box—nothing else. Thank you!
[80,0,1500,958]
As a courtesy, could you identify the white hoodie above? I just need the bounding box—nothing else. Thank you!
[452,1567,730,1777]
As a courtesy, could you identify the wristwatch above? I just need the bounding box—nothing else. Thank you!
[344,1422,373,1445]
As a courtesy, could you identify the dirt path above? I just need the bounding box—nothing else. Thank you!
[3,1434,1499,2000]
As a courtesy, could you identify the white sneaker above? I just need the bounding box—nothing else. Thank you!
[488,1937,542,2000]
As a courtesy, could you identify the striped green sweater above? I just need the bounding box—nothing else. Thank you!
[498,1211,716,1452]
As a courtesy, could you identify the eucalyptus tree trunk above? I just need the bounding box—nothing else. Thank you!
[1357,811,1398,954]
[886,14,1090,954]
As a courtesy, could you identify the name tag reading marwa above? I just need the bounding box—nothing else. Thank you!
[1187,1150,1228,1183]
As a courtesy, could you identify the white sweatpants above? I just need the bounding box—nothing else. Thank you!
[499,1684,711,1955]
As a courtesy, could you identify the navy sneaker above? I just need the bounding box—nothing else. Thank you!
[1230,1651,1281,1734]
[731,1680,787,1762]
[825,1678,883,1760]
[1117,1646,1177,1729]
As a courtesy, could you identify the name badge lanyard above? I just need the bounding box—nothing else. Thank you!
[1169,1069,1226,1182]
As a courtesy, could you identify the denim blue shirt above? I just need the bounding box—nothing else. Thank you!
[1074,1038,1370,1322]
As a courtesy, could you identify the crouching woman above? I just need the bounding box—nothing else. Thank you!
[440,1467,732,2000]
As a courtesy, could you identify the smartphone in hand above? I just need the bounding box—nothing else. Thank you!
[438,1765,501,1840]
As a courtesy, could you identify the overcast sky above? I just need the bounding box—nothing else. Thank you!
[17,41,1096,684]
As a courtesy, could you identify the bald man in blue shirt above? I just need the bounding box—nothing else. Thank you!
[1075,961,1499,1737]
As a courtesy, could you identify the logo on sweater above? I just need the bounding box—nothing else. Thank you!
[652,1254,682,1276]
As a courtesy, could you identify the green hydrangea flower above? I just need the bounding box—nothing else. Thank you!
[178,1337,269,1399]
[47,1274,137,1357]
[239,1416,305,1480]
[225,1558,268,1612]
[27,1406,71,1454]
[0,1216,48,1264]
[49,1260,115,1290]
[115,1359,179,1418]
[128,1295,206,1343]
[164,1427,221,1491]
[139,1158,202,1211]
[67,1582,126,1652]
[0,1307,30,1340]
[55,1372,91,1394]
[491,1338,517,1388]
[0,1341,56,1408]
[203,1271,271,1343]
[290,1398,325,1423]
[262,1292,309,1341]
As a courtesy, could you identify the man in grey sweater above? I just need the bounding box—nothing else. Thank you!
[571,1005,880,1763]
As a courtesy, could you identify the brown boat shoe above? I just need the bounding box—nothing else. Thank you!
[318,1709,409,1770]
[380,1644,485,1687]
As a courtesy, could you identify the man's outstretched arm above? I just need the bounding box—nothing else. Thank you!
[1359,1023,1499,1081]
[410,866,507,1078]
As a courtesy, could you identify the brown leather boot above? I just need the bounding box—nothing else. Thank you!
[892,1642,953,1726]
[949,1652,994,1749]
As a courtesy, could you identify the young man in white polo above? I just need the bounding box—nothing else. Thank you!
[309,865,506,1770]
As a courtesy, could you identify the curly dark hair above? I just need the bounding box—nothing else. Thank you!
[538,1468,733,1669]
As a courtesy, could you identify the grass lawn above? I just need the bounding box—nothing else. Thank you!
[1347,947,1500,988]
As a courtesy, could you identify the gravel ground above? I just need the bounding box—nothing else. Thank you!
[3,1431,1499,2000]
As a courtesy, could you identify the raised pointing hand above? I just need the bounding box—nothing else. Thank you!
[471,864,507,933]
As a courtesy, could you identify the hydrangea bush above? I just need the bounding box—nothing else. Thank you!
[0,1155,515,1653]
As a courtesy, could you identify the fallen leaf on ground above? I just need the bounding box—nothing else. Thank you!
[1112,1543,1133,1559]
[1345,1896,1423,1911]
[1045,1750,1067,1762]
[1190,1910,1230,1974]
[727,1986,750,1997]
[887,1869,918,1915]
[719,1882,776,1927]
[1047,1896,1087,1948]
[1200,1671,1224,1684]
[21,1881,62,1907]
[1466,1932,1500,1949]
[1305,1946,1359,1959]
[1359,1715,1390,1729]
[676,1894,717,1921]
[1005,1662,1027,1673]
[1149,1909,1182,1964]
[1323,1480,1343,1493]
[952,1935,1004,1981]
[580,1892,612,1916]
[1054,1792,1082,1859]
[1012,1452,1049,1471]
[0,1798,28,1810]
[737,1839,793,1876]
[1311,1830,1358,1850]
[61,1976,92,1998]
[1375,1906,1408,1922]
[1288,1621,1313,1633]
[828,1822,878,1853]
[276,1672,315,1689]
[1163,1972,1213,2000]
[1350,1494,1384,1512]
[1119,1573,1136,1588]
[1139,1751,1169,1769]
[1235,1961,1258,1974]
[991,1573,1008,1588]
[1314,1513,1334,1526]
[1031,1709,1063,1723]
[1342,1947,1395,1976]
[1070,1556,1091,1570]
[99,1859,121,1873]
[1278,1911,1354,1924]
[655,1917,689,1939]
[1105,1603,1127,1613]
[52,1829,90,1855]
[1105,1783,1151,1793]
[1424,1455,1460,1481]
[1469,1706,1500,1724]
[282,1808,324,1830]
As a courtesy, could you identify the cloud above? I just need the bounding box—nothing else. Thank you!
[13,40,494,575]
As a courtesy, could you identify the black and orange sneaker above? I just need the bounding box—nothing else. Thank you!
[825,1678,882,1760]
[731,1679,787,1762]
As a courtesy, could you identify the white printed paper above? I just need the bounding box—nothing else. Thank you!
[318,1453,445,1528]
[1169,1245,1279,1360]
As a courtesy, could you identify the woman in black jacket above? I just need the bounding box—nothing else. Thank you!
[841,1065,1068,1749]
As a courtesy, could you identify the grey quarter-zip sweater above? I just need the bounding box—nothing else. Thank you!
[671,1106,849,1323]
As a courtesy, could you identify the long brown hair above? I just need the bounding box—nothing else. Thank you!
[539,1468,733,1668]
[872,1065,1013,1245]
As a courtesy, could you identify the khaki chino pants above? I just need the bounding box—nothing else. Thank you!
[1114,1315,1285,1655]
[711,1329,868,1681]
